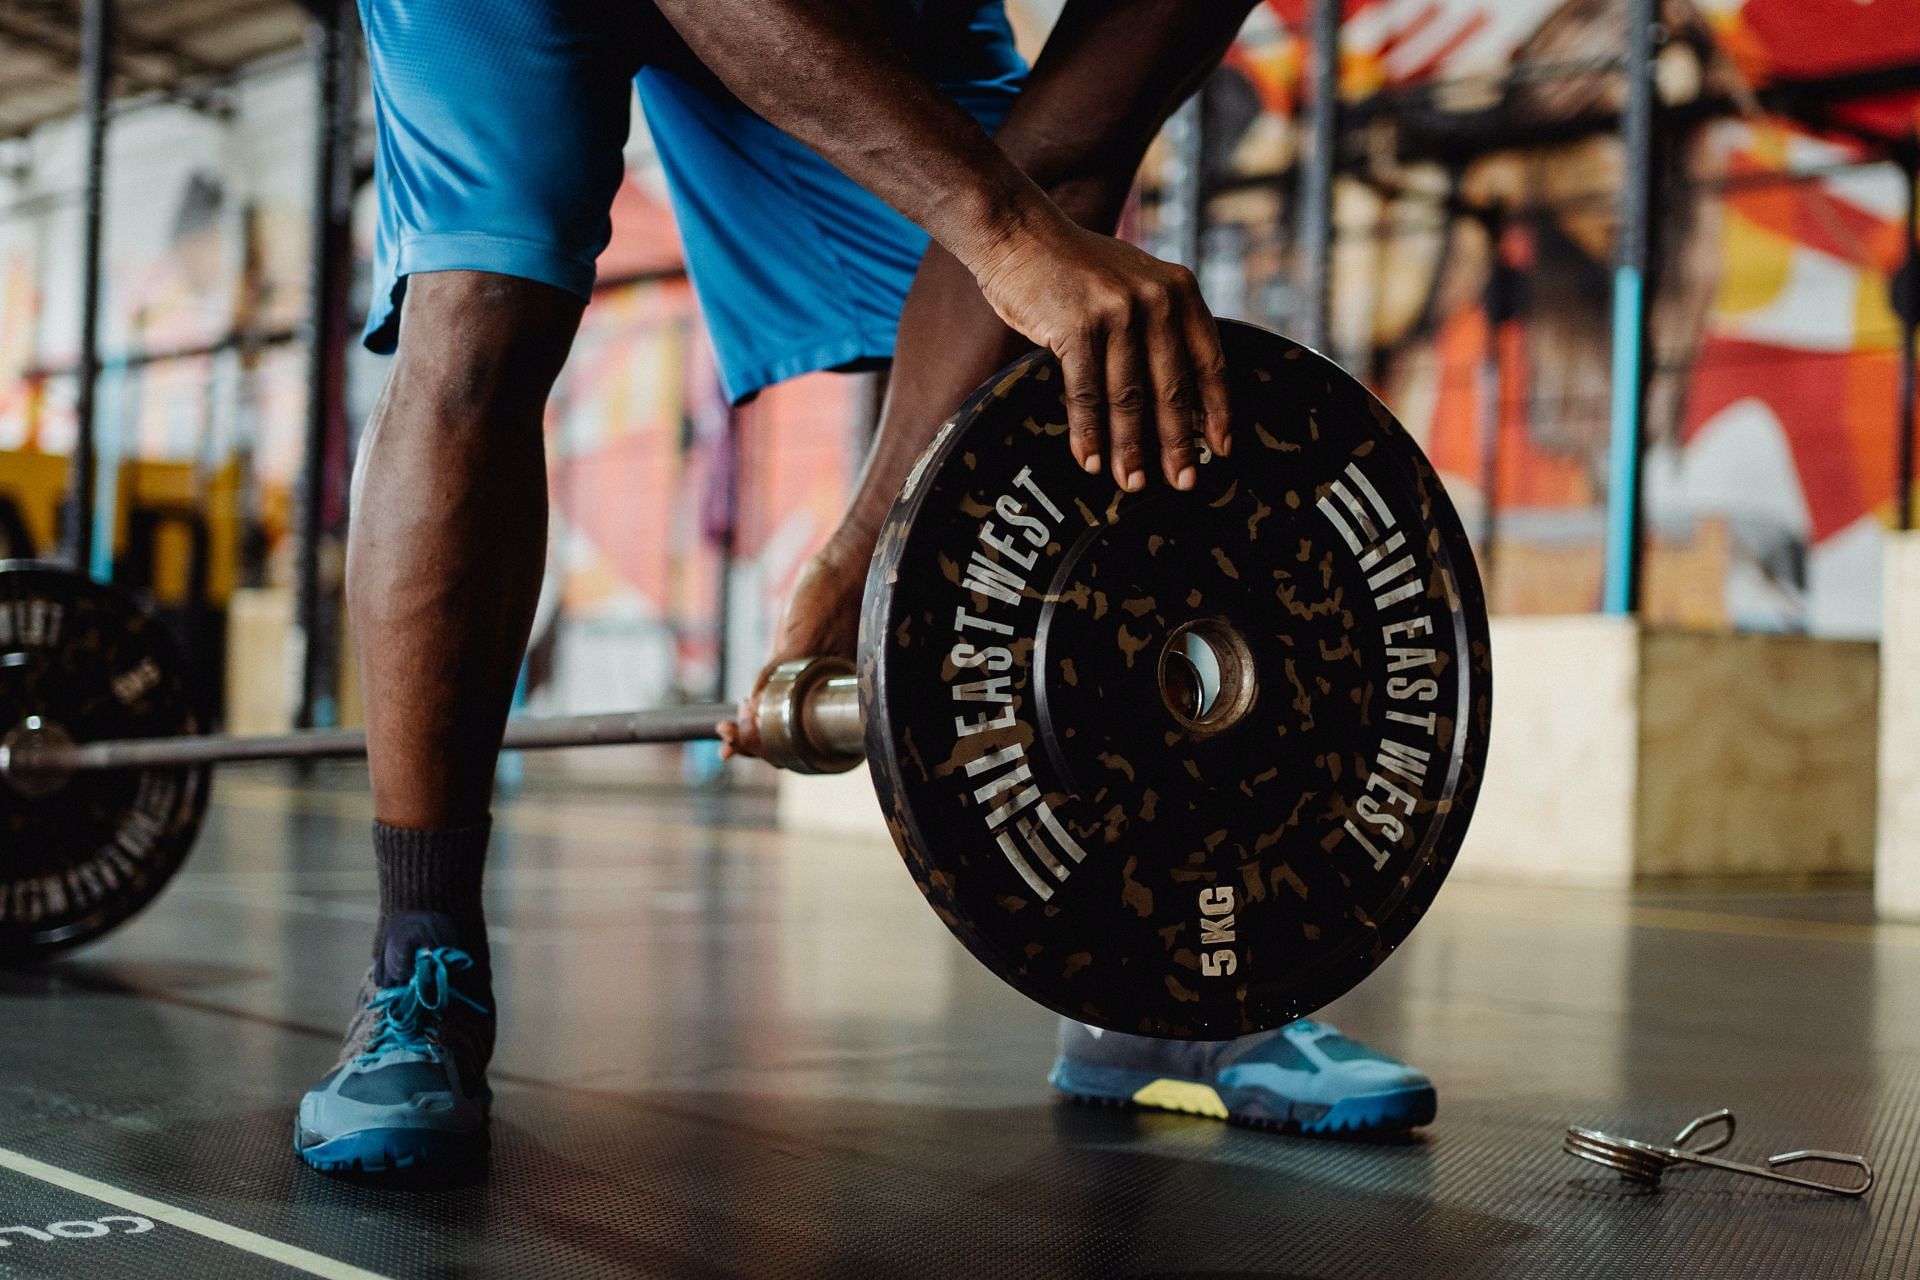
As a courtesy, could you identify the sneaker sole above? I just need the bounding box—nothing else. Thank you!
[294,1123,489,1176]
[1049,1060,1435,1137]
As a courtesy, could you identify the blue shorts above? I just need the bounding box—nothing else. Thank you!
[359,1,1027,402]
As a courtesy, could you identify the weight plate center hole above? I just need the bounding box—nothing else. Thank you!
[1157,619,1257,738]
[2,717,75,799]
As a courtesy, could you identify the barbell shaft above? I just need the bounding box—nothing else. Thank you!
[0,671,864,777]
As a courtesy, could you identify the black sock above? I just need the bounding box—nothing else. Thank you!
[374,819,491,983]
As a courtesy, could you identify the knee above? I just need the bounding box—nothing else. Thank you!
[391,271,584,420]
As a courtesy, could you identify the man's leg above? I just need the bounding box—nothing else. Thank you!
[350,271,582,831]
[349,268,581,973]
[295,272,583,1176]
[737,243,1049,679]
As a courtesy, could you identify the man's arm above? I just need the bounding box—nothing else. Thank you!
[991,0,1262,473]
[715,0,1262,760]
[652,0,1244,490]
[996,0,1257,223]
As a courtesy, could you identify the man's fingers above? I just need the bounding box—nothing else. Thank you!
[1146,290,1201,491]
[1104,326,1151,493]
[1060,331,1107,476]
[1186,303,1233,459]
[1098,312,1152,495]
[720,694,761,761]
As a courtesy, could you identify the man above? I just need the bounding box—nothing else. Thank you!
[295,0,1435,1178]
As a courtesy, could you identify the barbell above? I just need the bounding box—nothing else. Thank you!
[0,320,1492,1039]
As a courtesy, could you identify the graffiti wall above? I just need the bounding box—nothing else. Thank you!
[2,0,1916,735]
[1182,0,1920,637]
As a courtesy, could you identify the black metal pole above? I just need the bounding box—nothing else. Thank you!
[62,0,113,573]
[295,2,355,730]
[1477,205,1508,587]
[1297,0,1340,352]
[1897,148,1917,532]
[1161,95,1205,271]
[1602,0,1658,615]
[713,445,734,707]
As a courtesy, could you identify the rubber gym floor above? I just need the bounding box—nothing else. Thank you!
[0,766,1916,1280]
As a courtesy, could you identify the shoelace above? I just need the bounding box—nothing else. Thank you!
[357,946,489,1064]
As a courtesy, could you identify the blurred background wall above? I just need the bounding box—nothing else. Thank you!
[0,0,1915,742]
[1140,0,1920,639]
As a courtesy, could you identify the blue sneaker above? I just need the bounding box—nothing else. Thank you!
[1048,1017,1435,1136]
[295,913,494,1176]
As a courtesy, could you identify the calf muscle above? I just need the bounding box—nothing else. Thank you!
[348,271,583,829]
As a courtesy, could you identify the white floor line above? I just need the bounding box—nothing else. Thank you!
[0,1145,390,1280]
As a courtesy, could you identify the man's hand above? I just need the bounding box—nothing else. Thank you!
[974,211,1232,492]
[716,534,868,761]
[653,0,1240,491]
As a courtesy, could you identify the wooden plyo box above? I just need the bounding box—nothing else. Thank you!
[224,587,365,735]
[1468,617,1879,887]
